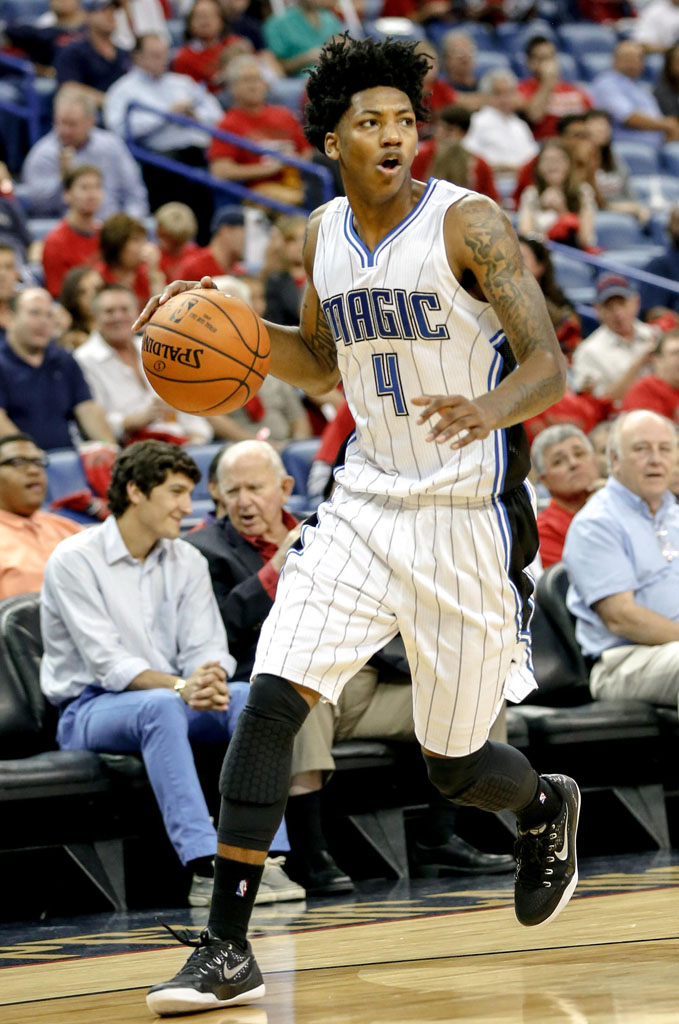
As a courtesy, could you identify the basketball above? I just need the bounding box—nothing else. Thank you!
[141,288,271,415]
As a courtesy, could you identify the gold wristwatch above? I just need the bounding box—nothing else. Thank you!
[173,677,187,697]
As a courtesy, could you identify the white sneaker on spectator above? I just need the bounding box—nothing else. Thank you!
[188,874,214,908]
[255,856,306,904]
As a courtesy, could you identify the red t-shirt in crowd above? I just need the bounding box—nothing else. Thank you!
[42,220,100,298]
[622,375,679,422]
[537,499,577,568]
[172,36,248,92]
[209,106,308,170]
[96,261,152,311]
[428,78,457,114]
[176,246,245,280]
[159,242,200,284]
[517,79,592,141]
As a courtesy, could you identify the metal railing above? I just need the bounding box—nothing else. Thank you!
[123,102,334,216]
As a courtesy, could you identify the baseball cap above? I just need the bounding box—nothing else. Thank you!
[82,0,118,11]
[595,272,637,304]
[210,205,246,233]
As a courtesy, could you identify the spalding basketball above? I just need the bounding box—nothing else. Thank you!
[141,288,271,415]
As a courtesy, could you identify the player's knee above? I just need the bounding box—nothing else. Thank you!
[424,745,488,804]
[219,673,312,805]
[424,741,536,812]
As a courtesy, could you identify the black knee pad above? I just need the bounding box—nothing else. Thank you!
[424,741,536,812]
[219,673,311,806]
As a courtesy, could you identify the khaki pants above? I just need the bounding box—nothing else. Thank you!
[590,642,679,710]
[291,665,507,780]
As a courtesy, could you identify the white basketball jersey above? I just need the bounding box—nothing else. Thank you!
[313,178,530,500]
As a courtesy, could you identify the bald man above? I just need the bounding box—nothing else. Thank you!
[564,409,679,711]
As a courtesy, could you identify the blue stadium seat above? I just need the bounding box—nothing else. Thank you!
[613,141,660,176]
[577,52,612,81]
[647,210,670,244]
[642,52,663,84]
[1,0,50,18]
[601,245,665,270]
[44,449,88,505]
[594,210,645,249]
[474,51,511,79]
[268,76,306,115]
[660,142,679,176]
[630,174,679,207]
[28,218,59,241]
[185,442,223,502]
[557,23,617,56]
[551,252,594,292]
[281,438,321,495]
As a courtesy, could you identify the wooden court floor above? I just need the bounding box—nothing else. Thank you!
[2,855,679,1023]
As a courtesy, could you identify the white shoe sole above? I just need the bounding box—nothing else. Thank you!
[146,982,265,1016]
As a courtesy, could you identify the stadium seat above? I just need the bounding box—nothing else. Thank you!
[184,442,222,502]
[642,52,663,84]
[27,218,59,241]
[647,210,670,244]
[577,52,612,81]
[613,140,660,176]
[594,210,645,249]
[1,0,51,17]
[268,75,306,115]
[630,174,679,208]
[44,449,88,505]
[280,438,321,495]
[557,22,617,56]
[551,252,594,293]
[660,141,679,177]
[474,51,511,79]
[599,245,665,270]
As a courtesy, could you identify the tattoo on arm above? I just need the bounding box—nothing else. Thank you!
[300,287,338,375]
[462,200,565,408]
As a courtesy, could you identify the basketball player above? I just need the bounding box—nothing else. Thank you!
[139,36,581,1016]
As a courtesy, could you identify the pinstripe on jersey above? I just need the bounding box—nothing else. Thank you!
[313,178,530,501]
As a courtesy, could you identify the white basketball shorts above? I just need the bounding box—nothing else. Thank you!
[252,483,538,756]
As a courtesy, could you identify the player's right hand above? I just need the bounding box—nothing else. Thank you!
[132,276,218,333]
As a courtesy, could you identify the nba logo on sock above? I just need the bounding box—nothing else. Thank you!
[236,879,248,897]
[539,790,547,804]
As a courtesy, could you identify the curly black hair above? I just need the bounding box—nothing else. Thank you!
[108,440,201,518]
[304,34,431,153]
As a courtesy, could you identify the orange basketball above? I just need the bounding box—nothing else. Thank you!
[141,288,271,415]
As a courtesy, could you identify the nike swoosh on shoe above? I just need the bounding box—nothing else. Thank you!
[554,806,569,861]
[223,957,251,980]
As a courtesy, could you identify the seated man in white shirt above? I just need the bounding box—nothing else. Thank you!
[464,68,539,192]
[104,32,223,241]
[40,440,303,907]
[571,272,658,402]
[75,283,213,446]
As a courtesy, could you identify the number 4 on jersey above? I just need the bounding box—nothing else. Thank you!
[372,352,408,416]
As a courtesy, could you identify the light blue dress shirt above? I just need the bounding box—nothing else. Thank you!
[589,70,664,147]
[103,67,223,153]
[22,126,149,219]
[40,515,236,705]
[563,477,679,658]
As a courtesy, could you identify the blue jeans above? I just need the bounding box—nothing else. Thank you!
[57,683,289,865]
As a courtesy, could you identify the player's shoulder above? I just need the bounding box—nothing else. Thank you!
[303,199,345,271]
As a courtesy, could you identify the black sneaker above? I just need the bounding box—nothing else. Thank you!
[514,774,580,928]
[286,850,355,896]
[146,926,265,1016]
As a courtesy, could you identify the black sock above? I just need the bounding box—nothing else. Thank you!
[187,855,214,879]
[516,776,563,831]
[207,857,265,948]
[285,790,327,861]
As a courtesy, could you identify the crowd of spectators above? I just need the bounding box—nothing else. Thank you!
[5,0,679,906]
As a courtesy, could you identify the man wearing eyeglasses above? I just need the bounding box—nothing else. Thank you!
[563,409,679,712]
[0,432,81,600]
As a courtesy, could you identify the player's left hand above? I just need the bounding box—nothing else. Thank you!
[412,393,493,450]
[132,276,218,333]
